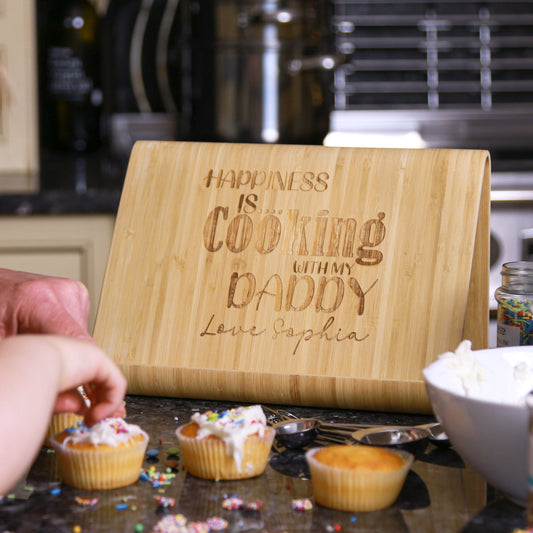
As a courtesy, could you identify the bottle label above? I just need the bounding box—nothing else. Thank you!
[47,46,93,102]
[496,297,533,346]
[497,322,521,347]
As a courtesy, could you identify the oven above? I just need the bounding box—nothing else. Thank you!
[326,0,533,347]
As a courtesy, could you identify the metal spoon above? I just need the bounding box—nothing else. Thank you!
[270,415,449,450]
[351,426,430,458]
[272,418,322,449]
[424,421,451,448]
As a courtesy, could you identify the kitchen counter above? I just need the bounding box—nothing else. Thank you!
[0,396,526,533]
[0,189,121,216]
[0,148,124,216]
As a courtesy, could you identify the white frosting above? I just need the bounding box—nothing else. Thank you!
[61,417,148,447]
[424,340,533,405]
[436,340,488,396]
[190,405,267,472]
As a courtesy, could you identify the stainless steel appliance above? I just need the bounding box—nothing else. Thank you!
[327,0,533,346]
[182,0,336,145]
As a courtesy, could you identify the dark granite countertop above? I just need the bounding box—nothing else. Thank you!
[0,396,526,533]
[0,189,122,216]
[0,149,125,216]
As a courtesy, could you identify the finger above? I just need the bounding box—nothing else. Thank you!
[22,301,93,340]
[84,400,124,427]
[54,390,89,415]
[111,402,127,419]
[15,278,92,339]
[82,376,127,427]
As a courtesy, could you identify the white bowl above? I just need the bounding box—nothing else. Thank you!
[423,344,533,505]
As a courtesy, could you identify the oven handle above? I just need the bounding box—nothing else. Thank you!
[491,190,533,202]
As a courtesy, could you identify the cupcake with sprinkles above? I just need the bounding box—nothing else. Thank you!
[175,405,274,480]
[50,417,149,489]
[44,413,84,447]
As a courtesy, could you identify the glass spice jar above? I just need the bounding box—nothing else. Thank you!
[495,261,533,347]
[527,390,533,527]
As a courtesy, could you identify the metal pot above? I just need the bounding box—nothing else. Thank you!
[178,0,338,144]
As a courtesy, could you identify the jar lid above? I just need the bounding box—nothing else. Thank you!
[501,261,533,277]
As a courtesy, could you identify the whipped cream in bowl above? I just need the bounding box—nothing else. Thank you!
[423,341,533,504]
[425,339,533,405]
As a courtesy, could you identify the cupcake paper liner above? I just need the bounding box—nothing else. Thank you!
[176,424,275,480]
[50,433,149,490]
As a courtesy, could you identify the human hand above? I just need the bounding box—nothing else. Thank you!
[0,335,128,493]
[0,268,92,340]
[47,336,128,425]
[0,334,127,426]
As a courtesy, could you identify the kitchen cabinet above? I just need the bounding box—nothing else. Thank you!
[0,214,115,332]
[0,0,39,189]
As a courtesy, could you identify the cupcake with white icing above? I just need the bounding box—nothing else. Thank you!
[44,413,84,447]
[175,405,274,480]
[50,417,149,489]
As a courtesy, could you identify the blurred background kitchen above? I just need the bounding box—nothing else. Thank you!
[0,0,532,343]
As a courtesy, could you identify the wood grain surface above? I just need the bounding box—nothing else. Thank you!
[94,142,490,413]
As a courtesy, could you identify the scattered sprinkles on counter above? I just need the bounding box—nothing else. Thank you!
[221,496,243,510]
[291,498,313,512]
[75,496,98,507]
[150,514,228,532]
[206,517,229,531]
[154,495,176,508]
[139,466,176,488]
[221,495,263,511]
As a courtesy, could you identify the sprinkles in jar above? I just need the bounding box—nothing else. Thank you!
[495,262,533,347]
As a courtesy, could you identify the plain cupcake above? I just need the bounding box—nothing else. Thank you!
[175,405,275,480]
[50,417,149,490]
[306,444,413,512]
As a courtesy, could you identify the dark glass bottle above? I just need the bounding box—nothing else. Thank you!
[38,0,102,152]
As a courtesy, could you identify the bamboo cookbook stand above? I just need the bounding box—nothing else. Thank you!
[94,142,490,413]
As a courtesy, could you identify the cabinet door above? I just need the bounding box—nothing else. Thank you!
[0,0,39,189]
[0,215,115,333]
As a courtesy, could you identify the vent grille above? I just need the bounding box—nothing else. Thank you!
[332,0,533,110]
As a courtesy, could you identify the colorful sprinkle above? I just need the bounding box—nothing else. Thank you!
[206,517,228,531]
[222,496,244,510]
[73,526,82,533]
[146,449,160,457]
[189,522,210,533]
[116,503,128,511]
[166,447,180,456]
[75,496,99,507]
[291,498,313,512]
[497,297,533,345]
[139,468,176,488]
[154,495,175,508]
[243,500,263,510]
[135,525,144,532]
[50,488,61,496]
[151,514,188,532]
